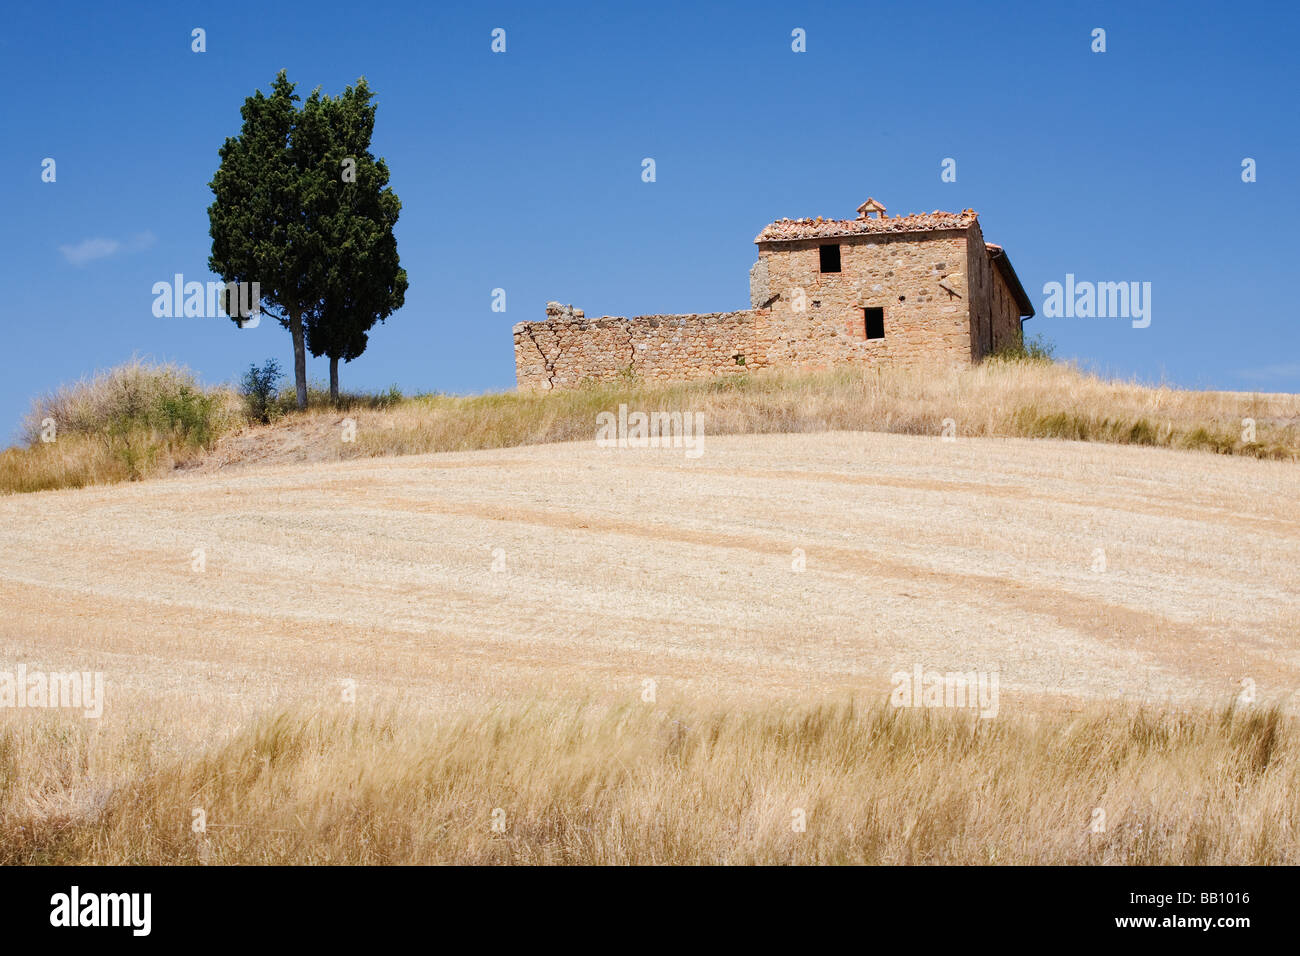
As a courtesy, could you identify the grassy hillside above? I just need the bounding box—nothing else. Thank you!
[3,355,1297,495]
[0,360,243,493]
[2,362,1296,865]
[2,697,1294,865]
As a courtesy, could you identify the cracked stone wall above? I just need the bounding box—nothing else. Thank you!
[514,310,770,390]
[513,224,1023,390]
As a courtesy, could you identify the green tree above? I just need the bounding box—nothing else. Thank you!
[302,79,407,402]
[239,358,284,424]
[208,71,331,410]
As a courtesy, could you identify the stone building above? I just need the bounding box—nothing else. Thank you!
[513,198,1034,390]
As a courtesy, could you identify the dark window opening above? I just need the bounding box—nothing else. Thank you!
[819,244,841,273]
[864,307,885,340]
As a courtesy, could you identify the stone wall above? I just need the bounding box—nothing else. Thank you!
[966,228,995,360]
[990,260,1025,354]
[965,229,1026,359]
[513,223,1025,390]
[514,307,772,391]
[757,229,974,372]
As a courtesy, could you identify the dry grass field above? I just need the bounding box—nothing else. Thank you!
[1,417,1298,863]
[4,358,1298,495]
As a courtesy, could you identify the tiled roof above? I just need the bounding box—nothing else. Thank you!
[755,209,978,243]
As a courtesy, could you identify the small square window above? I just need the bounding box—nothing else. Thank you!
[819,244,841,273]
[864,307,884,340]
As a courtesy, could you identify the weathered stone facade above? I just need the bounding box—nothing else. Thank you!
[514,199,1033,390]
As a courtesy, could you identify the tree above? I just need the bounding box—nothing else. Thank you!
[208,71,332,410]
[302,80,407,402]
[239,358,283,424]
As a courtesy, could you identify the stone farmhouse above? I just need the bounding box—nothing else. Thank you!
[513,197,1034,390]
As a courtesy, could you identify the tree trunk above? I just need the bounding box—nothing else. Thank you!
[289,310,308,410]
[329,356,340,404]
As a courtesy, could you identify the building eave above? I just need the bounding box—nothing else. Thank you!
[986,244,1035,319]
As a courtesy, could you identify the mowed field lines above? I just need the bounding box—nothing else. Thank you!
[1,431,1297,717]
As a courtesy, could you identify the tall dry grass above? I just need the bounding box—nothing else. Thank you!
[4,357,1296,494]
[1,696,1294,865]
[1,359,242,493]
[336,358,1299,463]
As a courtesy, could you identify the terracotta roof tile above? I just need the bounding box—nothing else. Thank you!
[755,209,978,243]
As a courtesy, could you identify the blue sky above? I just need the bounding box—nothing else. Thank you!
[2,0,1296,442]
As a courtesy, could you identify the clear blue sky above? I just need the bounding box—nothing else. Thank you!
[2,0,1296,443]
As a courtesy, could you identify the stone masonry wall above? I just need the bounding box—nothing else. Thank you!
[965,227,1025,359]
[757,229,974,372]
[513,224,1024,390]
[966,228,995,360]
[514,308,773,390]
[990,263,1024,354]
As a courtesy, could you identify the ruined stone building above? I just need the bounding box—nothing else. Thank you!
[513,198,1034,390]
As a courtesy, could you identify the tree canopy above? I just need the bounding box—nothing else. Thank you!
[301,80,407,401]
[208,71,405,408]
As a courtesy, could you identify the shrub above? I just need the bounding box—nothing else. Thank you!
[20,359,239,447]
[7,360,241,491]
[1023,333,1055,362]
[991,333,1056,364]
[239,359,284,424]
[268,379,404,415]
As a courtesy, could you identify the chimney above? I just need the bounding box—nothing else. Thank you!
[856,197,887,220]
